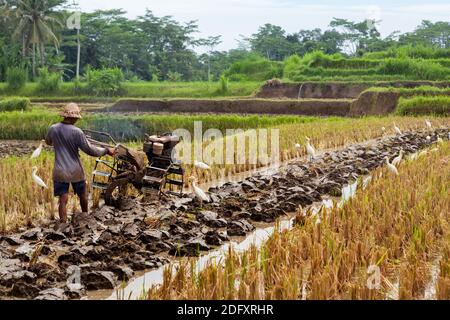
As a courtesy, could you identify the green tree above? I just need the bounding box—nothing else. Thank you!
[12,0,64,77]
[247,24,294,60]
[399,20,450,48]
[198,35,222,81]
[329,18,381,56]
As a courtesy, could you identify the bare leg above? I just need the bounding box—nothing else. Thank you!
[79,188,89,214]
[59,193,69,222]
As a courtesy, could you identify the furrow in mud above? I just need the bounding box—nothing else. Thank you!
[0,127,448,300]
[0,140,49,159]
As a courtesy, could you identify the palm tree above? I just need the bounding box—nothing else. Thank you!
[12,0,63,77]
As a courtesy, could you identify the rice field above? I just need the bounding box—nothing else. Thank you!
[145,142,450,300]
[0,115,447,233]
[1,1,450,304]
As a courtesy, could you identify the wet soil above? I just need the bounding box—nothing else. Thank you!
[0,128,448,300]
[0,140,51,159]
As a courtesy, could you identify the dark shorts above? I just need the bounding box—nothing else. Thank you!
[54,181,86,197]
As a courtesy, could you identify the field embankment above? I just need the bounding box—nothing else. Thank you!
[256,81,450,99]
[109,98,351,116]
[350,87,450,116]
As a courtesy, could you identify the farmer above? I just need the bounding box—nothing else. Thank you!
[45,103,115,223]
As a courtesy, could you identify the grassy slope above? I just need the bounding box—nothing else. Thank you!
[396,96,450,116]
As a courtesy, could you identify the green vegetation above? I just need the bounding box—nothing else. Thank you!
[396,96,450,116]
[363,86,450,97]
[86,68,126,97]
[224,55,283,81]
[0,97,30,112]
[0,108,316,141]
[36,68,61,94]
[218,75,229,94]
[378,59,448,80]
[1,1,449,83]
[6,67,27,91]
[283,51,450,81]
[0,81,262,99]
[363,44,450,59]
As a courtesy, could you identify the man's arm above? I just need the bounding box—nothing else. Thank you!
[45,126,53,146]
[77,130,111,157]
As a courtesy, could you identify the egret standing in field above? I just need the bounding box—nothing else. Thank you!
[30,140,45,159]
[305,137,316,161]
[385,157,399,176]
[32,166,48,189]
[425,119,432,129]
[393,122,402,135]
[189,176,209,206]
[194,160,211,170]
[392,149,404,167]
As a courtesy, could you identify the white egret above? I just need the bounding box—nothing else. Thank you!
[393,122,402,135]
[392,149,404,167]
[194,160,210,170]
[426,136,431,142]
[425,119,432,129]
[189,176,209,204]
[32,167,48,188]
[385,157,399,176]
[30,140,45,159]
[305,137,316,161]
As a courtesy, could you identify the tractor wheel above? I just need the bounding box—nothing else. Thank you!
[104,178,129,207]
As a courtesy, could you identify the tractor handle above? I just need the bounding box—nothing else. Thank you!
[86,137,116,149]
[83,129,117,145]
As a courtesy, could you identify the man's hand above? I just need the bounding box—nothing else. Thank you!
[106,147,116,157]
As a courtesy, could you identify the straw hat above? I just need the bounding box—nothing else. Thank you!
[60,103,82,119]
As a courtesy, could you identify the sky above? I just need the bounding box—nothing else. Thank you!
[74,0,450,52]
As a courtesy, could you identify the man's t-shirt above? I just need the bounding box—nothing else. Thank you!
[45,122,107,183]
